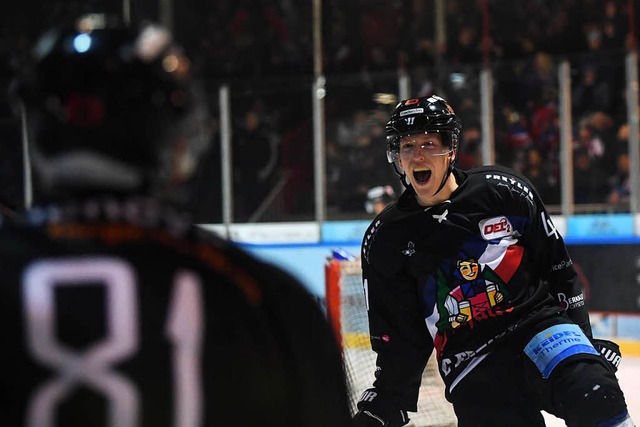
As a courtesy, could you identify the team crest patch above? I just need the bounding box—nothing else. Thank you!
[479,216,514,240]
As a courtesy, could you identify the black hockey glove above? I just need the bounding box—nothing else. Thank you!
[592,338,622,372]
[350,388,410,427]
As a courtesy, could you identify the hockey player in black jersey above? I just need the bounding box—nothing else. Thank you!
[3,14,351,427]
[351,95,633,427]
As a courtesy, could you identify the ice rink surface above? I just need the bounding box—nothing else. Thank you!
[543,356,640,426]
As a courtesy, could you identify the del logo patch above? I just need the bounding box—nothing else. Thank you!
[479,216,513,240]
[524,324,598,378]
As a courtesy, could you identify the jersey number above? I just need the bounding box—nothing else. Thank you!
[22,257,203,427]
[541,211,559,239]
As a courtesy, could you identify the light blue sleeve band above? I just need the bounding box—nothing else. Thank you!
[524,323,598,379]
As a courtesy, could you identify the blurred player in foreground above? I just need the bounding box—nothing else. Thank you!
[351,95,633,427]
[3,14,351,426]
[365,185,396,216]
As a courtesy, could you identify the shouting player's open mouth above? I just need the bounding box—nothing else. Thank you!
[413,168,432,186]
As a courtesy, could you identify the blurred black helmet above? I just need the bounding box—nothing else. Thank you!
[13,14,209,203]
[365,185,395,214]
[385,95,462,163]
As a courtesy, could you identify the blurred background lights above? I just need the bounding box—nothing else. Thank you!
[373,93,397,105]
[73,33,92,53]
[162,54,179,72]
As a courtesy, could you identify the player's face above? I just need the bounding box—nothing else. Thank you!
[398,132,456,206]
[373,201,386,215]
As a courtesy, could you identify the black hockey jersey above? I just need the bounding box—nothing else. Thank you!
[361,165,591,410]
[0,197,351,427]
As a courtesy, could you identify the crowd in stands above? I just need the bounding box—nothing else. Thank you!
[0,0,636,220]
[186,0,635,219]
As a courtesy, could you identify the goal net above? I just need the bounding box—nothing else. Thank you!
[325,257,457,427]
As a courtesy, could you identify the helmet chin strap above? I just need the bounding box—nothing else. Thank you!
[392,161,408,188]
[432,150,456,196]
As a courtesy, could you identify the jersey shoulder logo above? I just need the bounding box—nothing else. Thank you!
[432,209,449,223]
[402,241,415,257]
[485,173,534,203]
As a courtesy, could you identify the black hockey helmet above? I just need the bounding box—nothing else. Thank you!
[12,13,209,203]
[364,185,396,214]
[385,95,462,192]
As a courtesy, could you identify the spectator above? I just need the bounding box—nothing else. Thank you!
[446,24,483,65]
[572,64,613,119]
[326,139,352,214]
[573,148,607,204]
[233,110,279,221]
[523,148,555,205]
[606,152,631,211]
[522,52,557,112]
[574,121,606,164]
[601,0,627,49]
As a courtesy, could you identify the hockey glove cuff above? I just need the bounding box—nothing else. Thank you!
[592,338,622,372]
[350,388,409,427]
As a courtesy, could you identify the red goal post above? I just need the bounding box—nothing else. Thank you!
[325,256,457,427]
[325,258,362,351]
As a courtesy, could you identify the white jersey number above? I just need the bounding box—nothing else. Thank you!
[541,211,559,239]
[22,257,203,427]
